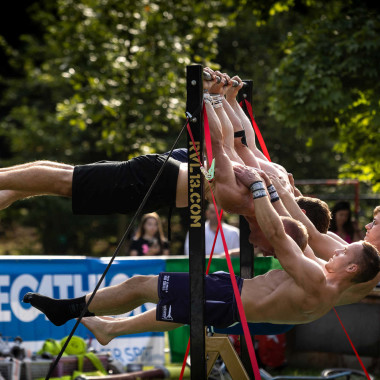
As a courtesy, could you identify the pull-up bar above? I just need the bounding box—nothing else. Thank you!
[202,71,247,87]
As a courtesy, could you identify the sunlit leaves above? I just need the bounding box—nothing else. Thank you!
[268,3,380,190]
[0,0,231,164]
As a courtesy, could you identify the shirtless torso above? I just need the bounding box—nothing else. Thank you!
[175,161,256,216]
[241,267,337,325]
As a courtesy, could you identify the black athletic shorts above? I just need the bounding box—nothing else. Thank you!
[72,154,180,215]
[156,271,244,329]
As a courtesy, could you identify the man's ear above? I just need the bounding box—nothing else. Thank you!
[346,263,358,273]
[301,209,306,215]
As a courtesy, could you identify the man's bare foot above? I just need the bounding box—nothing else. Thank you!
[80,316,117,346]
[0,190,35,210]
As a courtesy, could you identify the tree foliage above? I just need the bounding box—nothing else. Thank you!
[0,0,230,253]
[0,0,229,163]
[268,1,380,190]
[0,0,379,254]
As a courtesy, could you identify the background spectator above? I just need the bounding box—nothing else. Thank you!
[184,203,240,256]
[129,212,170,256]
[329,201,363,243]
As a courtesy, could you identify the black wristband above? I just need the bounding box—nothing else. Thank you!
[253,189,268,199]
[267,184,280,203]
[249,181,265,192]
[234,129,248,147]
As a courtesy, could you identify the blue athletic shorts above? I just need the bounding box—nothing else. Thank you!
[156,271,244,328]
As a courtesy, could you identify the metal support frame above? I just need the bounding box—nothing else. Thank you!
[237,80,256,378]
[206,335,250,379]
[186,64,206,379]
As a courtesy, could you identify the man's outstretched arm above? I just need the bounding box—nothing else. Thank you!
[270,175,346,261]
[234,164,325,293]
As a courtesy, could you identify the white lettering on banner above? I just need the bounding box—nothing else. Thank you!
[0,272,152,323]
[53,275,73,299]
[108,273,129,287]
[38,275,53,297]
[73,274,104,297]
[0,276,10,322]
[92,336,165,366]
[11,274,40,322]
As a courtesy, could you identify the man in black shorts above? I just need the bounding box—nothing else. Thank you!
[0,151,189,214]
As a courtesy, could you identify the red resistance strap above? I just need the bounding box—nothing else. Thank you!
[182,108,262,379]
[241,98,371,378]
[333,308,371,380]
[179,209,223,380]
[240,99,271,162]
[180,117,222,380]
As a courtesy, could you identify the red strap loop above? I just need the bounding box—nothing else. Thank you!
[183,101,370,380]
[240,99,271,162]
[182,106,261,379]
[333,308,371,380]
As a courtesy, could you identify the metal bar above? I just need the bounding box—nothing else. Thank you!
[202,71,244,87]
[236,79,255,378]
[186,64,206,380]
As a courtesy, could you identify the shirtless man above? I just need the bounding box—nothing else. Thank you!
[268,174,380,305]
[0,69,292,221]
[23,166,380,345]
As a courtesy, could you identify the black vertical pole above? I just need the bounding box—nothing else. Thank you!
[237,80,256,377]
[186,64,206,380]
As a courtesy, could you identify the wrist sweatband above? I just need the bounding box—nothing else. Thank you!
[234,129,248,147]
[249,181,267,199]
[203,93,212,104]
[267,184,280,203]
[210,94,223,109]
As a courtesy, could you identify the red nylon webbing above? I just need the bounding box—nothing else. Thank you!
[201,109,259,379]
[179,209,223,380]
[333,308,371,380]
[206,210,223,275]
[183,107,261,379]
[240,98,370,377]
[184,99,370,379]
[208,189,261,379]
[240,99,271,162]
[179,338,191,380]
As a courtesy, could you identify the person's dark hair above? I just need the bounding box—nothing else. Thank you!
[329,201,355,240]
[295,196,331,233]
[281,216,308,252]
[135,212,167,245]
[351,241,380,284]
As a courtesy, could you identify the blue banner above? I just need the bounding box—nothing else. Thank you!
[0,256,166,365]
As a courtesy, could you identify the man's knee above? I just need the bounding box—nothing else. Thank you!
[122,275,157,292]
[55,169,73,197]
